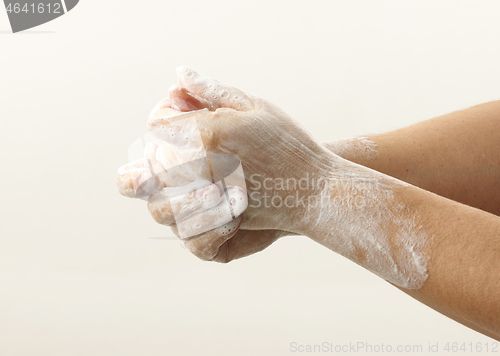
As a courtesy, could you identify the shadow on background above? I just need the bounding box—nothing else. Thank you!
[0,30,56,34]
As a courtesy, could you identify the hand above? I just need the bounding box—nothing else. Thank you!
[140,67,339,261]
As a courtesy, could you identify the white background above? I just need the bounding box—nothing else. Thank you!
[1,1,499,355]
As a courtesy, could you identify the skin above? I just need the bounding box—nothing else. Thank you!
[119,70,500,340]
[349,101,500,217]
[326,101,500,340]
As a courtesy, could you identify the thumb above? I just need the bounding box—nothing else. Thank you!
[176,66,255,111]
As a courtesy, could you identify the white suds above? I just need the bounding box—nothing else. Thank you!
[320,138,428,288]
[311,161,428,289]
[328,137,379,160]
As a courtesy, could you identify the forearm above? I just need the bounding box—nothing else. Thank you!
[296,158,500,340]
[316,102,500,338]
[324,100,500,216]
[402,187,500,340]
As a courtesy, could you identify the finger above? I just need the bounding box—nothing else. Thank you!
[116,158,163,199]
[168,182,224,222]
[148,180,221,226]
[116,140,170,199]
[160,181,245,229]
[147,97,209,131]
[174,185,247,239]
[144,142,169,181]
[212,229,289,263]
[156,146,213,188]
[226,186,248,217]
[168,85,215,112]
[155,134,206,168]
[148,180,223,226]
[148,97,179,123]
[147,189,175,226]
[183,216,242,260]
[176,66,255,111]
[148,105,228,170]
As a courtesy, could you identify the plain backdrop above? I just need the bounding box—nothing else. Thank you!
[1,1,499,355]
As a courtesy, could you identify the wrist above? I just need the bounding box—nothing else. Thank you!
[276,153,346,235]
[322,136,379,165]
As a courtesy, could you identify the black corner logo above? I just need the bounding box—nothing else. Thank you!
[3,1,79,33]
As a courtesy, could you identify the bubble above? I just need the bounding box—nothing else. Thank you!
[229,198,236,206]
[220,89,230,98]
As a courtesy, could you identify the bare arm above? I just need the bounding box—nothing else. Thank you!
[299,175,500,339]
[318,101,500,339]
[325,100,500,216]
